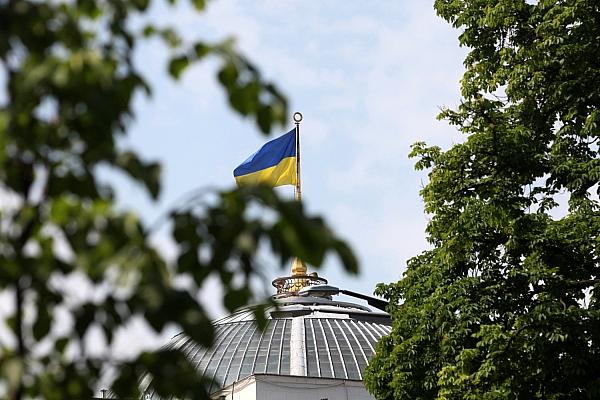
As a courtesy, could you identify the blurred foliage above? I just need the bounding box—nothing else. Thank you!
[366,0,600,399]
[0,0,358,399]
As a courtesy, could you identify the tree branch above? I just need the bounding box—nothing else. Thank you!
[566,279,600,289]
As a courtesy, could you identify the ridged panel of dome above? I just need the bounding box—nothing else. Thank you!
[170,296,391,394]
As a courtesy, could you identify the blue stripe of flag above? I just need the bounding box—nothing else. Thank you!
[233,129,296,177]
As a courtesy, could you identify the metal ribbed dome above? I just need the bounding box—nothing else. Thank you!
[169,295,391,394]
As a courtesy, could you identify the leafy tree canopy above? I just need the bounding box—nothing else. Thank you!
[366,0,600,398]
[0,0,358,399]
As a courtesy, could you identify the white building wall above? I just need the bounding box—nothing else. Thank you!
[212,374,374,400]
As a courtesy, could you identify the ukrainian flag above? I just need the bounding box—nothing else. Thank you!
[234,129,297,187]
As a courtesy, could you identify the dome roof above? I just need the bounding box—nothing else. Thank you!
[169,294,391,394]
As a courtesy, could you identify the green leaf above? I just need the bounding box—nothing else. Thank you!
[217,62,239,89]
[33,305,52,341]
[142,24,156,37]
[223,287,251,312]
[332,240,359,274]
[55,337,70,354]
[193,42,211,58]
[190,0,206,11]
[114,151,162,199]
[168,56,190,79]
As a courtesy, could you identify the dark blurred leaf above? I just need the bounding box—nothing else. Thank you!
[251,303,271,331]
[223,286,251,312]
[257,105,273,134]
[131,0,149,11]
[142,24,156,37]
[217,62,238,89]
[114,151,162,199]
[332,239,359,274]
[190,0,206,11]
[117,350,211,400]
[55,337,69,354]
[32,305,51,341]
[168,56,190,80]
[194,42,211,58]
[74,303,95,338]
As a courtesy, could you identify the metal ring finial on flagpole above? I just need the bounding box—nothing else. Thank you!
[293,112,303,123]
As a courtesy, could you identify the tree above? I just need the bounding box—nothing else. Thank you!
[0,1,358,399]
[365,0,600,398]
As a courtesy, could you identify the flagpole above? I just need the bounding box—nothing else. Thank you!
[292,111,306,277]
[293,111,302,202]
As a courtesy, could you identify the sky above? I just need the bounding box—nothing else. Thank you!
[117,0,466,313]
[2,0,470,366]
